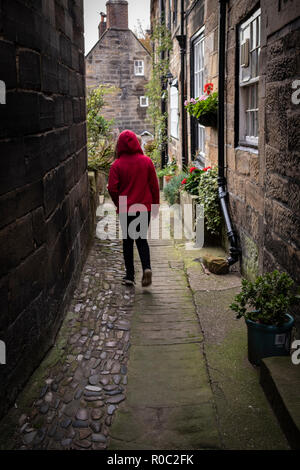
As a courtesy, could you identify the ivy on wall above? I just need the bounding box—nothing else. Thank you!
[145,21,173,168]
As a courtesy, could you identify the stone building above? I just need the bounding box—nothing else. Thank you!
[151,0,300,292]
[224,0,300,289]
[0,0,91,419]
[85,0,153,141]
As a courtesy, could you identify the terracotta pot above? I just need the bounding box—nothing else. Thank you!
[164,174,173,183]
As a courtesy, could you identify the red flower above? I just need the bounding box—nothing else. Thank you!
[203,166,212,172]
[181,178,187,185]
[204,83,214,95]
[189,166,197,173]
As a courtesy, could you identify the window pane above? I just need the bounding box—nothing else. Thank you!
[193,34,205,154]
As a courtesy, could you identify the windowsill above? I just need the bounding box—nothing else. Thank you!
[236,144,258,154]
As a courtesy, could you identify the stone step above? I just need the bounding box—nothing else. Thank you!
[260,356,300,450]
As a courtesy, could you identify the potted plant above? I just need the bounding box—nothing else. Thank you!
[163,171,188,205]
[230,270,297,365]
[180,165,211,196]
[157,159,178,187]
[184,82,218,128]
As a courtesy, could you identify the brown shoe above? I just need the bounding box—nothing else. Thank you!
[142,269,152,287]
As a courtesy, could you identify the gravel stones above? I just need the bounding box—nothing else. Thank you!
[39,404,49,415]
[88,374,100,385]
[85,385,102,392]
[91,409,103,420]
[76,409,88,421]
[107,405,116,415]
[92,433,106,443]
[106,394,125,404]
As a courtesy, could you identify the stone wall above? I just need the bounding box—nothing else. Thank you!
[164,0,218,168]
[225,0,300,290]
[86,29,153,137]
[0,0,91,419]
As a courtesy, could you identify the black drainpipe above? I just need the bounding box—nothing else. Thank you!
[176,0,186,167]
[160,0,167,168]
[218,0,240,266]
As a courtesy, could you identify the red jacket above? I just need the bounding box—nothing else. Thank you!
[108,130,160,213]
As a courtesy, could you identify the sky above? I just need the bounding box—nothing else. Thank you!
[83,0,151,55]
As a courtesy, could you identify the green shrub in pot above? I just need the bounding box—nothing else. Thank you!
[163,172,188,205]
[230,270,299,365]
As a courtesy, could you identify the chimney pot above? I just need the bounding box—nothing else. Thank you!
[98,12,107,38]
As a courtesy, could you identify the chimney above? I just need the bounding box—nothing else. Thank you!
[98,12,107,38]
[106,0,128,30]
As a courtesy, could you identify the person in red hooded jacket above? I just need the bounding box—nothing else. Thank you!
[108,130,160,287]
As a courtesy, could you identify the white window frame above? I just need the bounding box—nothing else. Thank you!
[170,79,179,139]
[239,9,261,147]
[140,96,149,107]
[193,30,205,159]
[134,60,144,76]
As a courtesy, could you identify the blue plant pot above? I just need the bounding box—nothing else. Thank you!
[245,314,294,366]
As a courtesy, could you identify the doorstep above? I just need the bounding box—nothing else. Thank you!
[260,356,300,450]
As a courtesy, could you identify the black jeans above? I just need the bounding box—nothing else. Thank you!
[119,211,151,281]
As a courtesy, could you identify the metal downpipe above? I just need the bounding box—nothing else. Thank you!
[218,0,240,266]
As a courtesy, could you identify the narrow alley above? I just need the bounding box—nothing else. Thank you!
[0,0,299,456]
[0,200,289,450]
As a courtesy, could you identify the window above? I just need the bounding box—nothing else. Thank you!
[173,0,178,26]
[168,0,171,28]
[193,32,205,160]
[170,80,179,138]
[134,60,144,76]
[239,9,261,146]
[140,96,149,107]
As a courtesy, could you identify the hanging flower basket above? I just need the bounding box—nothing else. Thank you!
[185,82,218,128]
[197,111,217,128]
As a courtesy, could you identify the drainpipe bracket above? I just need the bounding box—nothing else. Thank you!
[176,35,186,50]
[218,190,227,199]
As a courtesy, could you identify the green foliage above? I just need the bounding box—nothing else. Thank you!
[198,167,222,235]
[163,172,188,205]
[185,92,218,120]
[230,270,297,326]
[87,139,115,173]
[144,140,157,158]
[182,167,204,196]
[86,85,116,173]
[145,21,173,168]
[157,159,178,178]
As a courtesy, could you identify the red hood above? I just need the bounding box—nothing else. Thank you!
[116,130,143,157]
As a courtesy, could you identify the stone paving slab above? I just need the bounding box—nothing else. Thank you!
[183,254,290,450]
[109,243,221,450]
[109,403,220,450]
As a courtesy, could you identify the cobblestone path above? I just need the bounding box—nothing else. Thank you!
[0,233,135,450]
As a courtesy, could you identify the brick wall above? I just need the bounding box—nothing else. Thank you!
[106,0,129,30]
[0,0,91,419]
[86,28,153,137]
